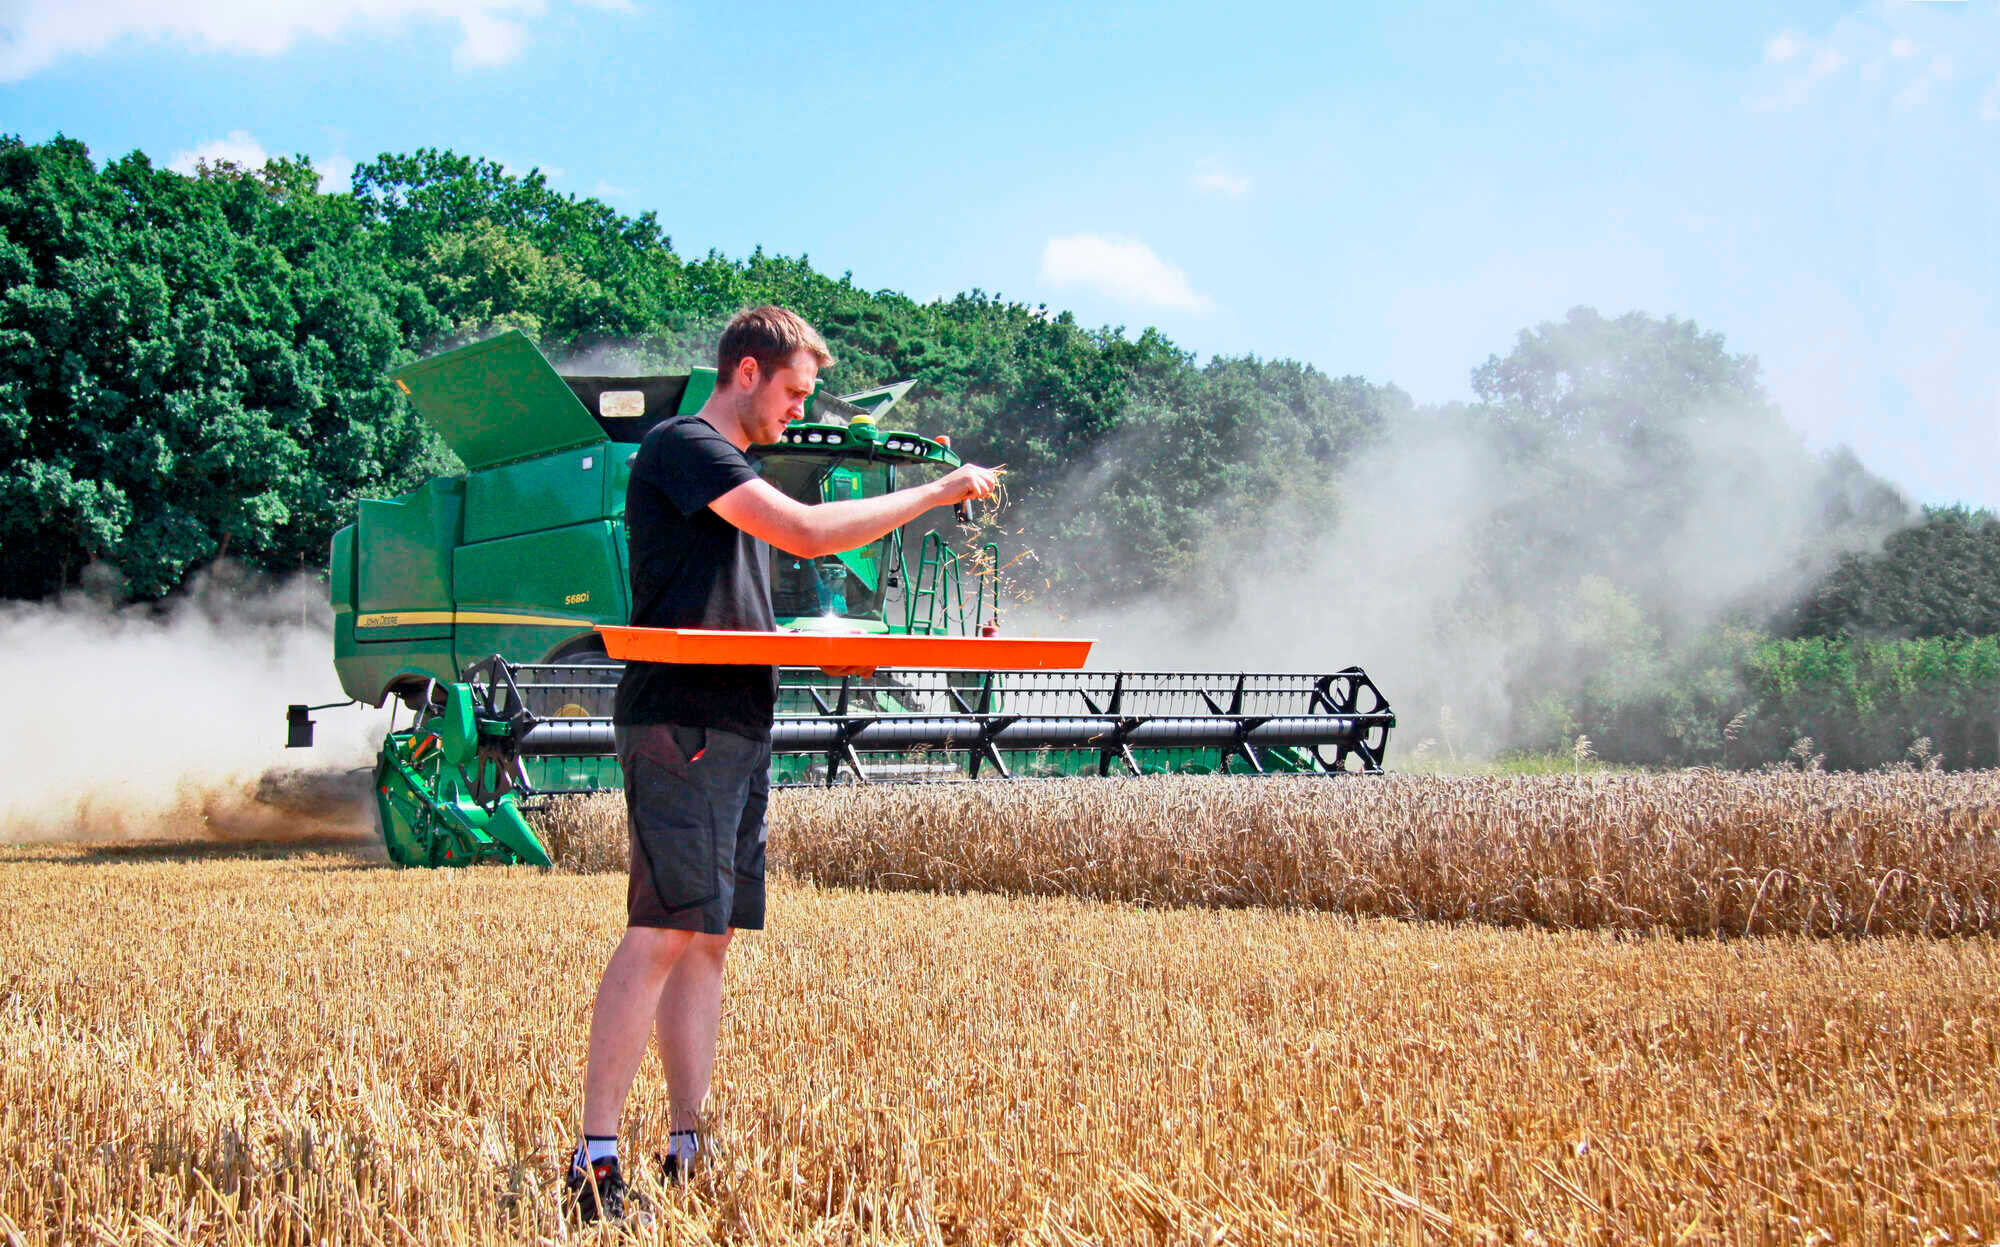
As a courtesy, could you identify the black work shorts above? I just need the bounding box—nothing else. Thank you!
[614,722,770,934]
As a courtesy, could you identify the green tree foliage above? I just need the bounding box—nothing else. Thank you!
[1,137,1410,608]
[1743,634,2000,770]
[1785,506,2000,639]
[1027,353,1398,602]
[0,136,450,598]
[1541,626,2000,771]
[1472,306,1766,447]
[353,150,688,347]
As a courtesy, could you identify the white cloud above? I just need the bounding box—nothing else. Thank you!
[317,151,357,193]
[1894,54,1955,111]
[451,7,527,68]
[1192,167,1251,198]
[1752,10,1997,116]
[1038,234,1211,313]
[168,130,270,175]
[0,0,626,82]
[1752,29,1851,110]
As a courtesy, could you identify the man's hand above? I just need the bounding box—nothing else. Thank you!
[940,464,1001,506]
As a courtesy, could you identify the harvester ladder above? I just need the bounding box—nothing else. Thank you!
[906,532,961,635]
[970,541,1001,633]
[904,535,1002,636]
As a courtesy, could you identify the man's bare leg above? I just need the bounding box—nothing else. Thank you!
[655,930,733,1134]
[582,926,695,1135]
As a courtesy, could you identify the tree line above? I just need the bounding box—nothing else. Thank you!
[2,136,1992,767]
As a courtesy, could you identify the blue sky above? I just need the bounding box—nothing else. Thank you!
[3,0,1994,508]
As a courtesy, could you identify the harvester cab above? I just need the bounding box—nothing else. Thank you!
[295,332,1394,867]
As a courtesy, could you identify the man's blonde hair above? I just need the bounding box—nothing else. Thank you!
[716,306,834,387]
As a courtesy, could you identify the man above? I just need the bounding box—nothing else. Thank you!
[566,306,998,1221]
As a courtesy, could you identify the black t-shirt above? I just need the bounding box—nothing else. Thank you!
[613,414,778,739]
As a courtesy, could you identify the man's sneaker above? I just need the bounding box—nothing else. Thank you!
[565,1155,631,1224]
[657,1130,702,1185]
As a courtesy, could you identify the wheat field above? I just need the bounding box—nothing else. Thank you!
[552,770,2000,936]
[4,771,2000,1244]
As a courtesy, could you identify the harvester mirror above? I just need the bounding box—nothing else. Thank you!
[284,699,357,749]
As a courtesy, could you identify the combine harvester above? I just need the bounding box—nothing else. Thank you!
[289,332,1394,866]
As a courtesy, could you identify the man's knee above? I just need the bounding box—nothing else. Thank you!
[688,930,733,964]
[619,925,694,969]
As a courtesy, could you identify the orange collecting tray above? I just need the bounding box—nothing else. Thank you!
[596,626,1094,671]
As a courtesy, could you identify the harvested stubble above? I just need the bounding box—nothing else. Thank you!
[546,770,2000,937]
[2,842,1998,1245]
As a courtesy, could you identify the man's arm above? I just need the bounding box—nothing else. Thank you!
[708,463,1000,559]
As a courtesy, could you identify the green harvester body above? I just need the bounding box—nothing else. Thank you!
[317,332,1393,867]
[335,331,978,709]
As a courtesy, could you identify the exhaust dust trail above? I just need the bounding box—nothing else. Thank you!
[0,564,390,846]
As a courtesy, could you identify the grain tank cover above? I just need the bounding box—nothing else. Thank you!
[562,372,710,444]
[391,330,605,470]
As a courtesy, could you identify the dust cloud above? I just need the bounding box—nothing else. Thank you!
[1020,383,1906,761]
[0,563,390,845]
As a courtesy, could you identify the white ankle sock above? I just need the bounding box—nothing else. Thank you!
[575,1136,618,1170]
[666,1130,699,1163]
